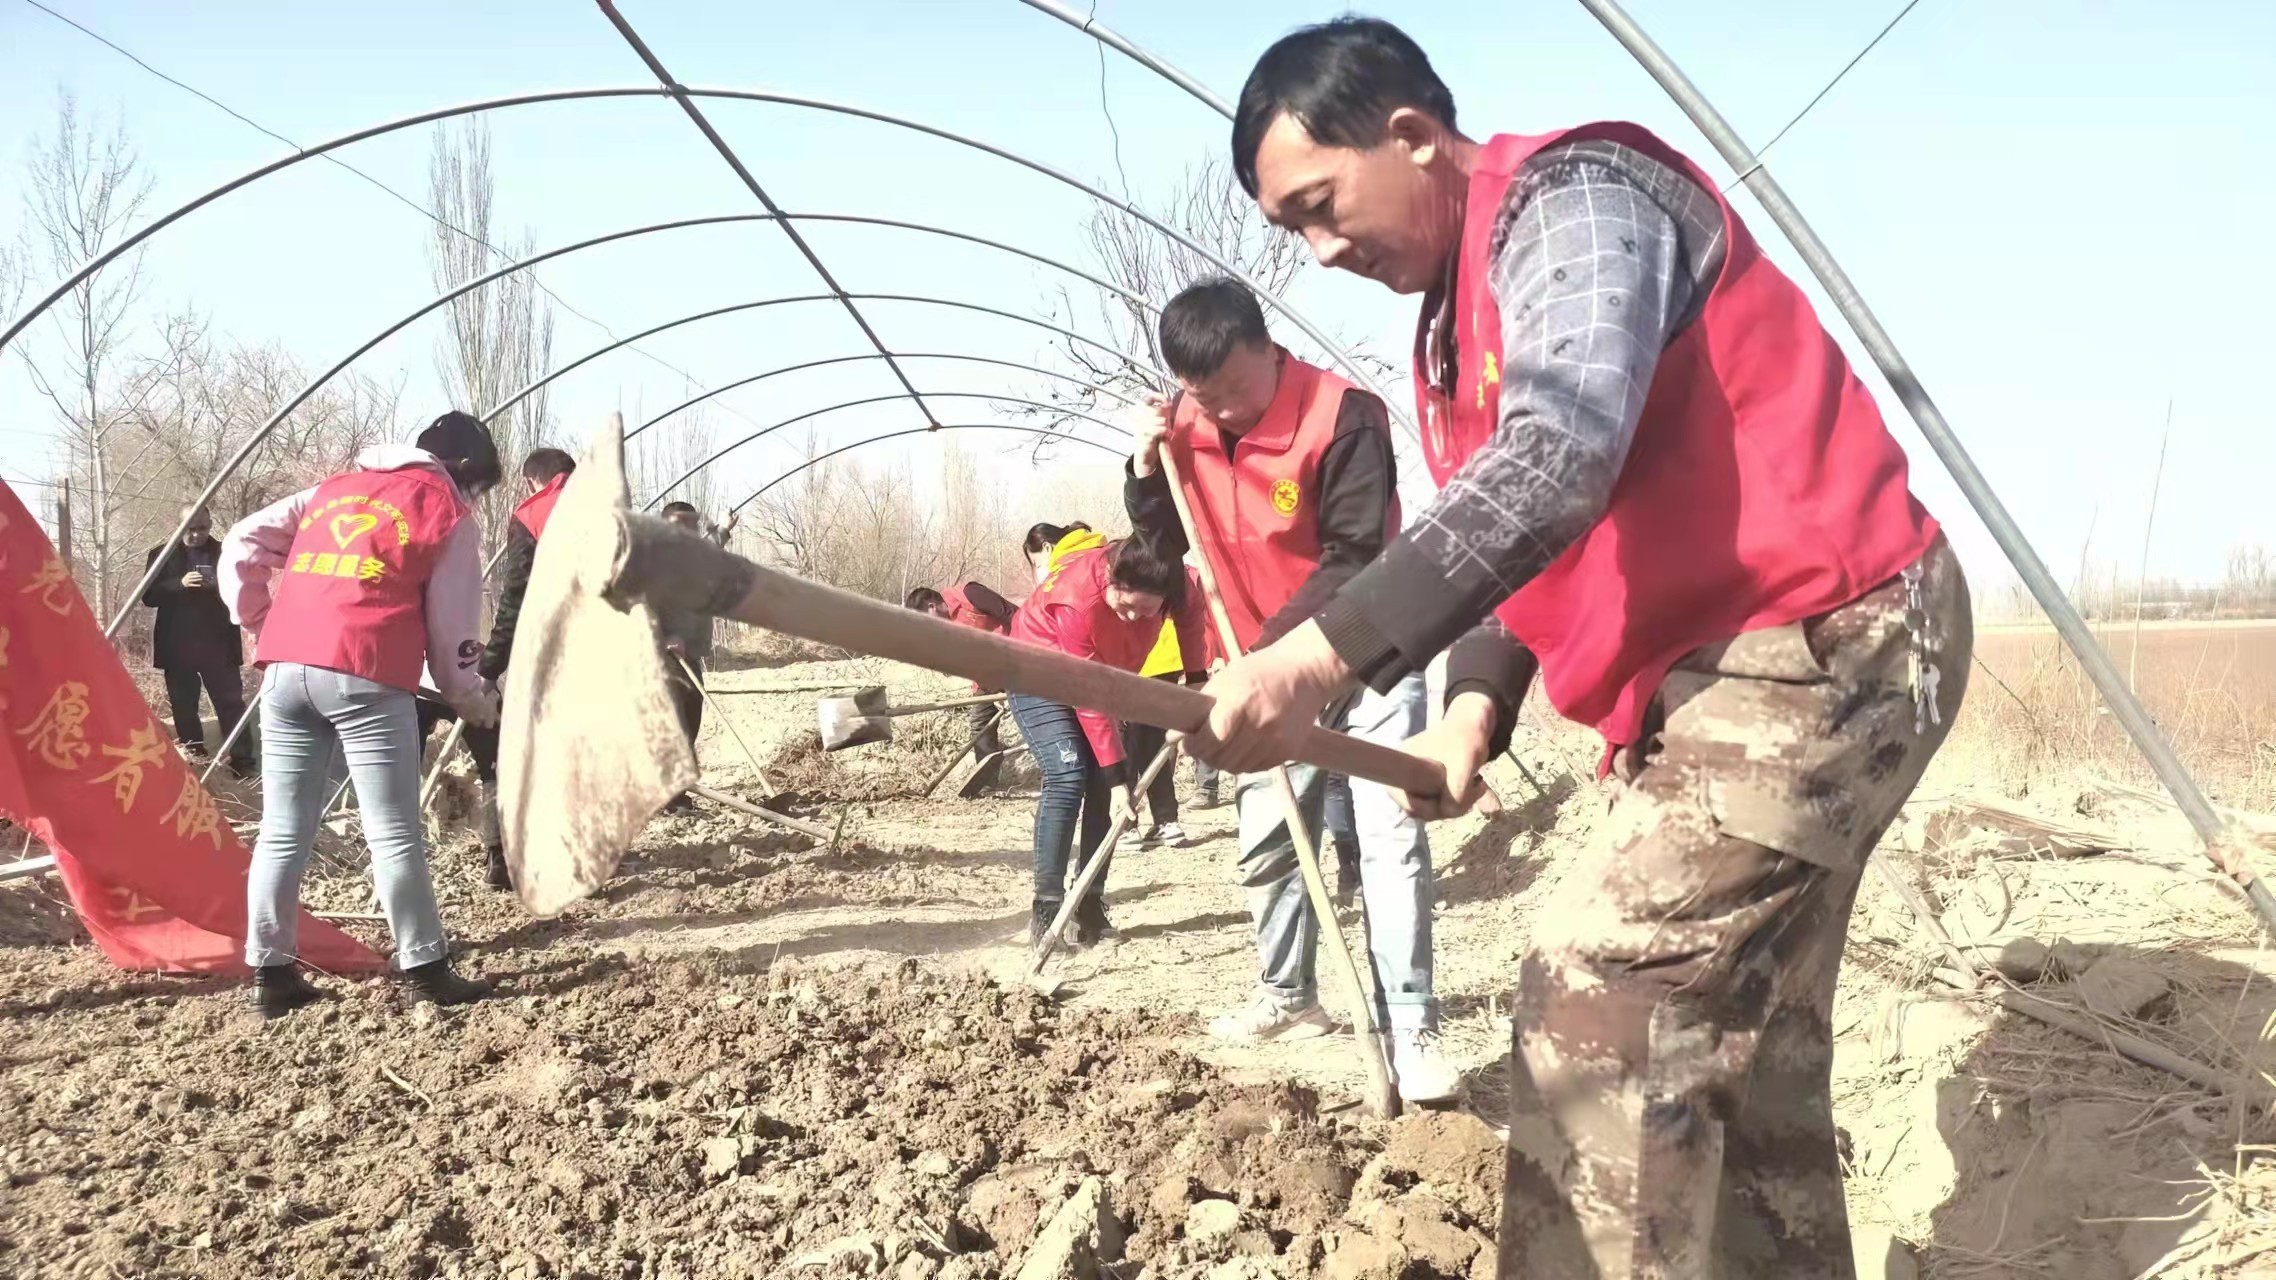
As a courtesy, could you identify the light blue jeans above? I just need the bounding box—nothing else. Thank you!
[245,662,448,969]
[1235,671,1436,1032]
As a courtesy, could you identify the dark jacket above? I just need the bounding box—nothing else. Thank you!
[142,540,243,671]
[478,516,539,681]
[656,520,729,664]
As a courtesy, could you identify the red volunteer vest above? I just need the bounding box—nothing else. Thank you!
[940,584,1005,634]
[1168,351,1397,651]
[513,472,568,539]
[255,464,469,692]
[1418,126,1937,745]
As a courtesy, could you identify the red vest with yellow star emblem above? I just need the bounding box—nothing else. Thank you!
[255,464,469,692]
[1416,125,1937,745]
[1167,350,1397,652]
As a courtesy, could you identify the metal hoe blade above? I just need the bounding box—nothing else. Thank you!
[817,686,893,751]
[498,414,696,916]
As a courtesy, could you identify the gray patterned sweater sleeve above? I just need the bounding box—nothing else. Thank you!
[1316,150,1698,691]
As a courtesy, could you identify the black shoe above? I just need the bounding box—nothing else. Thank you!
[249,963,324,1021]
[485,846,512,891]
[1071,895,1117,948]
[662,793,695,814]
[1332,845,1360,909]
[1029,898,1064,949]
[402,957,489,1007]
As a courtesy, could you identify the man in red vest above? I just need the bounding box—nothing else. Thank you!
[907,581,1017,791]
[1124,278,1452,1104]
[464,446,576,889]
[1194,17,1971,1276]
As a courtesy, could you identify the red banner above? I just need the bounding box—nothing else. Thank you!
[0,480,382,975]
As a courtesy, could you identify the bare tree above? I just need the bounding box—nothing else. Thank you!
[18,90,154,622]
[629,397,722,525]
[426,119,556,572]
[101,308,401,655]
[1026,155,1403,468]
[0,233,25,319]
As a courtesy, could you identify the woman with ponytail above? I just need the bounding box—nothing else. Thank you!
[1007,532,1208,946]
[219,410,504,1018]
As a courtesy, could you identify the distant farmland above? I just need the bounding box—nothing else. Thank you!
[1957,619,2276,807]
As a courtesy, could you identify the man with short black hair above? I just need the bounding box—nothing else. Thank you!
[1125,276,1452,1103]
[460,446,577,888]
[143,504,254,777]
[1196,17,1969,1276]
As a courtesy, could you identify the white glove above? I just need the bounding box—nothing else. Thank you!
[455,682,501,729]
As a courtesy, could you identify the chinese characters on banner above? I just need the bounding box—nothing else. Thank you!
[0,480,382,975]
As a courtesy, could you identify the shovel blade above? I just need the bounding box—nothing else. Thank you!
[817,686,891,752]
[499,415,696,916]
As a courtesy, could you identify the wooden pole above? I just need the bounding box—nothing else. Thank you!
[677,653,779,797]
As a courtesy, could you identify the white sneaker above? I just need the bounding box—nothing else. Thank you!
[1209,997,1334,1043]
[1391,1028,1460,1104]
[1150,822,1191,849]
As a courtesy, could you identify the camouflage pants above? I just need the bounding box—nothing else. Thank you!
[1500,537,1971,1279]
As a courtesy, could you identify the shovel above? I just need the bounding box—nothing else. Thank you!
[818,689,1005,752]
[499,417,1448,918]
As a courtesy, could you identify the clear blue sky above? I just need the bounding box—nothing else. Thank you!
[3,0,2272,594]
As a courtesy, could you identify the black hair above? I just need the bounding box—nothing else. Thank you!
[1104,534,1187,608]
[1023,521,1091,557]
[1160,278,1272,381]
[415,410,503,496]
[904,587,946,613]
[522,447,576,483]
[1232,16,1457,197]
[660,501,699,519]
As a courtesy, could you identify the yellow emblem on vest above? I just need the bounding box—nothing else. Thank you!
[1270,478,1302,517]
[1474,351,1501,410]
[328,513,381,550]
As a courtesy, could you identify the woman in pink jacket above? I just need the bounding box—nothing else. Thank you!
[219,412,501,1018]
[1008,533,1207,946]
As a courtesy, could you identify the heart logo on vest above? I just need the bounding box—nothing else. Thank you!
[1270,478,1302,517]
[329,513,382,550]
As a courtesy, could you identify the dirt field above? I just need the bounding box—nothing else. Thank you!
[5,647,2276,1279]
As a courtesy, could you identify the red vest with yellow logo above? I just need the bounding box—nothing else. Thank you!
[1168,352,1397,652]
[1417,125,1937,745]
[255,464,469,692]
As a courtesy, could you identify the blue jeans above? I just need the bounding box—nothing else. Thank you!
[1324,772,1360,859]
[1235,671,1436,1031]
[245,662,448,970]
[1008,694,1113,904]
[1194,757,1222,797]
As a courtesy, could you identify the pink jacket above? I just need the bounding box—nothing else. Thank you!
[218,445,488,712]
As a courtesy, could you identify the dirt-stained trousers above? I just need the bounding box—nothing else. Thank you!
[1498,537,1971,1279]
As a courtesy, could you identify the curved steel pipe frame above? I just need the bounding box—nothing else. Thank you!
[1012,0,1236,118]
[596,3,942,429]
[1577,0,2271,924]
[94,211,783,638]
[629,352,1137,444]
[732,423,1123,514]
[8,88,1403,622]
[485,289,1164,426]
[648,389,1132,507]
